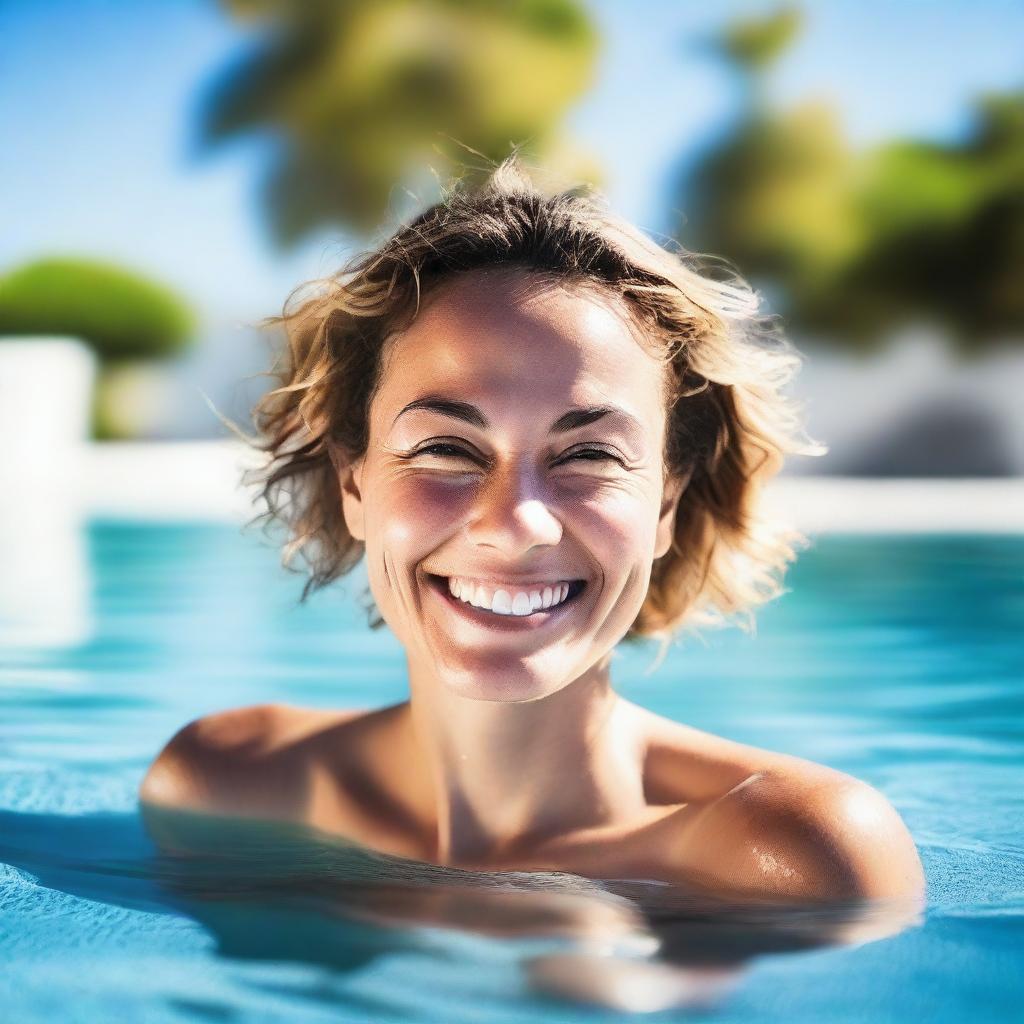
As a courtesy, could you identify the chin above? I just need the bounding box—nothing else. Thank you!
[438,660,569,704]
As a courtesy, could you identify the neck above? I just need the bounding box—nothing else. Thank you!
[396,656,648,868]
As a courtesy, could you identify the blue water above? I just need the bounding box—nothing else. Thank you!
[1,522,1022,1022]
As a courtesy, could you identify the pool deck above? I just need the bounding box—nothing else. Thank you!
[36,440,1024,533]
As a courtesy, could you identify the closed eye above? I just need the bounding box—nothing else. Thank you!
[566,448,619,462]
[411,443,475,459]
[410,443,621,465]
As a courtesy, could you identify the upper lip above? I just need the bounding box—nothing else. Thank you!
[427,571,583,586]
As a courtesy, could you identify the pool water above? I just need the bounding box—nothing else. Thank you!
[1,522,1022,1022]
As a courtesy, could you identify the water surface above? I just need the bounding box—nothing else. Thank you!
[1,523,1021,1021]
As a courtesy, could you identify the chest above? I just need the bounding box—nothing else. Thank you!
[303,768,692,885]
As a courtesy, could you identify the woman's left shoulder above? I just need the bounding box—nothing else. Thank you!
[675,756,926,903]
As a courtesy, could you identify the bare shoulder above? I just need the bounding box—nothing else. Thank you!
[138,702,364,815]
[675,755,926,903]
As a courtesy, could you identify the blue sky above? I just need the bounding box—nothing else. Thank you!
[2,0,1022,324]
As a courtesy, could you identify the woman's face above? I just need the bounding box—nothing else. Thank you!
[338,268,686,702]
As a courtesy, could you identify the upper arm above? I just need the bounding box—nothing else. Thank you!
[808,777,926,901]
[680,768,926,904]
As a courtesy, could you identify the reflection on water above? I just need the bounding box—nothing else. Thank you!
[0,802,924,1014]
[0,484,92,649]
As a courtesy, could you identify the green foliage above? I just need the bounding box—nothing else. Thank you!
[200,0,602,245]
[715,3,802,75]
[680,102,861,294]
[792,88,1024,355]
[0,257,195,363]
[674,4,1024,356]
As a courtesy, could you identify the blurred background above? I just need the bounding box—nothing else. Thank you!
[2,0,1022,471]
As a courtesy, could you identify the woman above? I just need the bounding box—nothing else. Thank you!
[140,155,925,906]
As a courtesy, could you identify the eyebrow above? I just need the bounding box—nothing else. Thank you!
[392,396,642,436]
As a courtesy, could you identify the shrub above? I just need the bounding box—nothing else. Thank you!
[0,257,195,362]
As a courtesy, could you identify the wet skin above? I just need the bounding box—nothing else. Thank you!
[140,698,925,905]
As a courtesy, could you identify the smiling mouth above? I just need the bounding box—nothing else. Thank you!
[425,574,587,628]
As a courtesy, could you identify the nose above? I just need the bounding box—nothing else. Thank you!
[465,463,563,555]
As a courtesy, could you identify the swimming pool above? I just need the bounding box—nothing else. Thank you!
[2,521,1021,1022]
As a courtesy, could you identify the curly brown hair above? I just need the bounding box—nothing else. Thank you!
[233,153,827,667]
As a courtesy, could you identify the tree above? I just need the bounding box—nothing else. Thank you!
[670,4,1024,357]
[0,257,196,438]
[0,257,194,363]
[198,0,603,245]
[813,89,1024,356]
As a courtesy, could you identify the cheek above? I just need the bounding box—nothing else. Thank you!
[396,477,474,532]
[361,480,458,636]
[570,486,659,558]
[576,488,663,624]
[371,477,469,562]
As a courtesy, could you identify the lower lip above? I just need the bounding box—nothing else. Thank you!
[425,576,586,635]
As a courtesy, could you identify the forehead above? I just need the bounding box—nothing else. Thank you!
[374,269,665,422]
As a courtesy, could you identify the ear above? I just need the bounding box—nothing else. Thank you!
[654,465,692,561]
[328,441,366,543]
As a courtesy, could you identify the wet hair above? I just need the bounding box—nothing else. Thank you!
[235,152,827,667]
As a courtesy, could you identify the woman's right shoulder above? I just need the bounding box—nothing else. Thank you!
[138,702,364,812]
[137,703,282,808]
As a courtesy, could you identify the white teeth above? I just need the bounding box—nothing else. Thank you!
[445,577,576,617]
